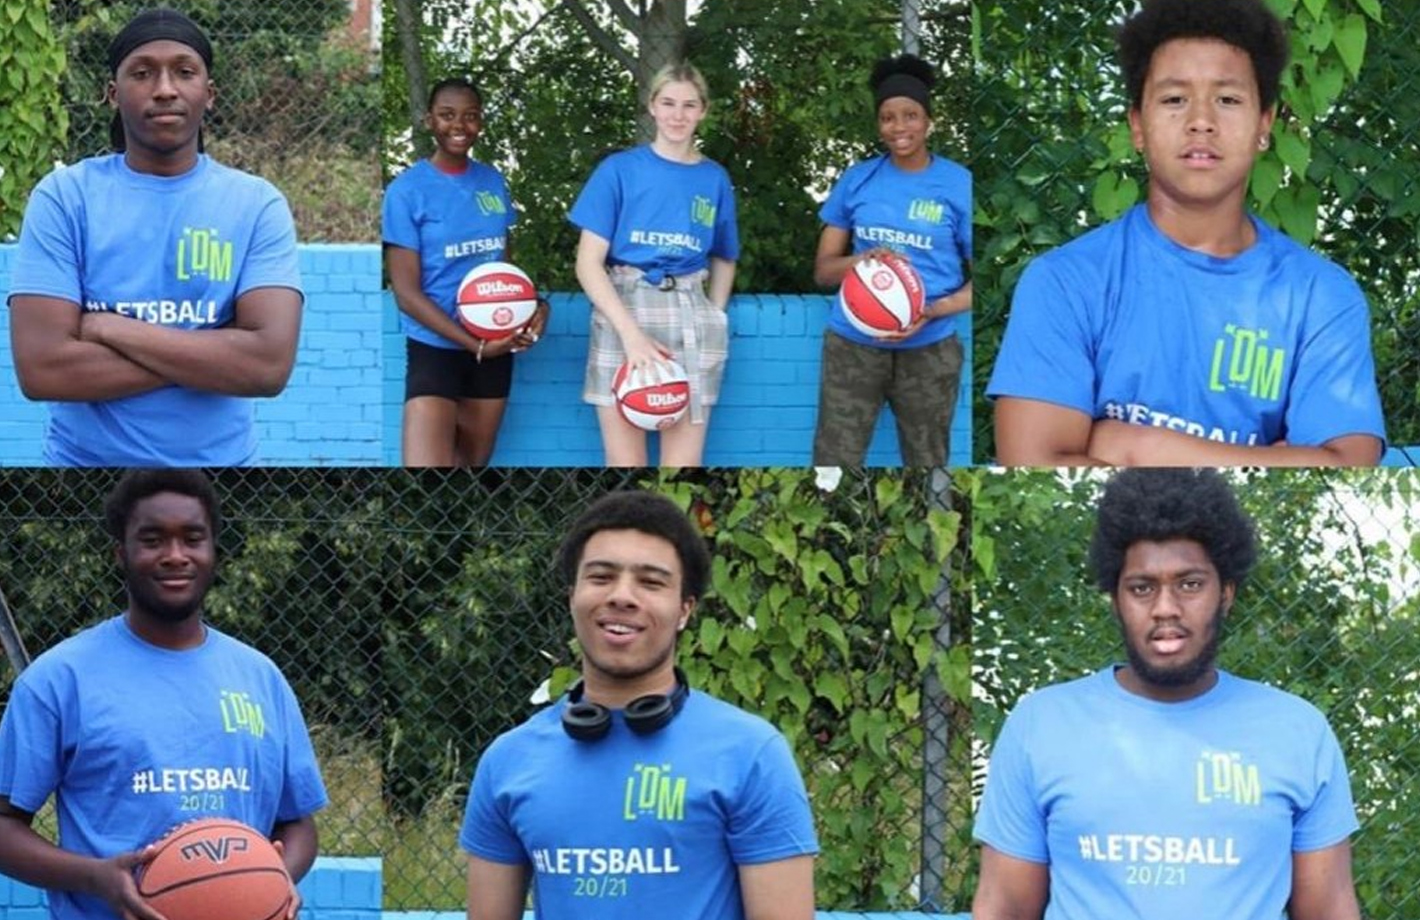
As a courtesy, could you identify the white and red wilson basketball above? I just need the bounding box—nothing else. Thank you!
[136,818,291,920]
[456,261,539,340]
[612,359,691,431]
[838,252,925,337]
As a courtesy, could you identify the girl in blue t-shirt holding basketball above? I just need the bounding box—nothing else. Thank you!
[383,77,549,466]
[812,55,973,466]
[569,62,739,467]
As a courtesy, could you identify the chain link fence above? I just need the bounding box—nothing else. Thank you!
[49,1,381,241]
[972,1,1420,460]
[970,468,1420,920]
[0,467,969,913]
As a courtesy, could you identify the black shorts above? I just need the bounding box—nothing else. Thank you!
[405,339,514,401]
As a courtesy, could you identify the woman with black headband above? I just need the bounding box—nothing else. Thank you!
[7,7,303,466]
[810,54,972,467]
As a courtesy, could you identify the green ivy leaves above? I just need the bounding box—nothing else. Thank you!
[0,2,67,239]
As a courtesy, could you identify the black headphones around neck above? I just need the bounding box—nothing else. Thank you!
[561,667,691,741]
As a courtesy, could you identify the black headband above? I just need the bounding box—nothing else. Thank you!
[107,8,214,76]
[875,73,931,117]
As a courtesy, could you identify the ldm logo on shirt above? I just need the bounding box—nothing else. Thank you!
[908,198,945,225]
[475,190,506,216]
[220,690,266,739]
[1195,749,1262,806]
[691,196,717,229]
[623,762,686,822]
[1210,324,1285,402]
[176,227,233,282]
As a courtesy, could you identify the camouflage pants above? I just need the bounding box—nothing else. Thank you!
[812,331,963,466]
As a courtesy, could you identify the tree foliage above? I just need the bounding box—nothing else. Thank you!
[2,1,382,241]
[972,0,1417,458]
[0,0,68,240]
[967,467,1420,919]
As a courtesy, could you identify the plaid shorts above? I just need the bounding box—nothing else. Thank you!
[582,266,728,425]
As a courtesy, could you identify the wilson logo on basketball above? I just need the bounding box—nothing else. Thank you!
[871,270,895,291]
[179,836,250,864]
[645,391,688,409]
[474,279,526,297]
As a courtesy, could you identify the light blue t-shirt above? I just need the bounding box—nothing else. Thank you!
[974,667,1359,920]
[7,154,303,466]
[461,690,818,920]
[819,153,972,348]
[569,145,739,282]
[0,615,329,920]
[381,158,517,349]
[987,204,1386,448]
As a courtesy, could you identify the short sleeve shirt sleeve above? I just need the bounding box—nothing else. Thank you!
[973,699,1049,863]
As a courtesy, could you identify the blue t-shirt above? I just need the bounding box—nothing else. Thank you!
[974,667,1359,920]
[461,690,818,920]
[381,158,517,349]
[7,154,303,466]
[0,615,329,920]
[819,153,972,349]
[568,145,739,282]
[987,204,1386,448]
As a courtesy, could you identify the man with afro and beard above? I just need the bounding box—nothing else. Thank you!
[973,468,1360,920]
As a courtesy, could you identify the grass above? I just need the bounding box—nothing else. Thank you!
[313,726,466,909]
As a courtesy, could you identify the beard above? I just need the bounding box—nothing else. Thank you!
[1121,602,1226,690]
[124,566,211,624]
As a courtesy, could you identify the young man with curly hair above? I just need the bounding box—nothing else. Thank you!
[988,0,1385,466]
[972,468,1361,920]
[0,470,326,920]
[460,491,817,920]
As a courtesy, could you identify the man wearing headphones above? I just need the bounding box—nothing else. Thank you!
[460,491,818,920]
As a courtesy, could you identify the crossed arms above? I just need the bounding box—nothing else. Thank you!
[972,841,1361,920]
[10,289,301,402]
[994,398,1383,467]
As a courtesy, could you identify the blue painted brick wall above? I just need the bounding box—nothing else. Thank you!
[0,856,381,920]
[382,291,974,467]
[2,858,969,920]
[0,244,383,467]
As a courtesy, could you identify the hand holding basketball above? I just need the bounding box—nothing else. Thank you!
[270,839,301,920]
[134,818,292,920]
[617,325,672,374]
[853,246,897,265]
[455,262,540,340]
[838,251,926,338]
[509,298,551,354]
[94,845,169,920]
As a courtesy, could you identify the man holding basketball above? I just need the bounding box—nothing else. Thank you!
[460,491,817,919]
[6,8,302,466]
[973,468,1361,920]
[0,470,327,920]
[988,0,1385,466]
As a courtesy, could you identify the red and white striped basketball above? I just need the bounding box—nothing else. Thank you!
[839,252,925,337]
[612,359,691,431]
[456,261,538,340]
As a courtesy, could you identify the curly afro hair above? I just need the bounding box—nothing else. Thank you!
[1088,468,1256,594]
[1117,0,1289,111]
[556,490,709,603]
